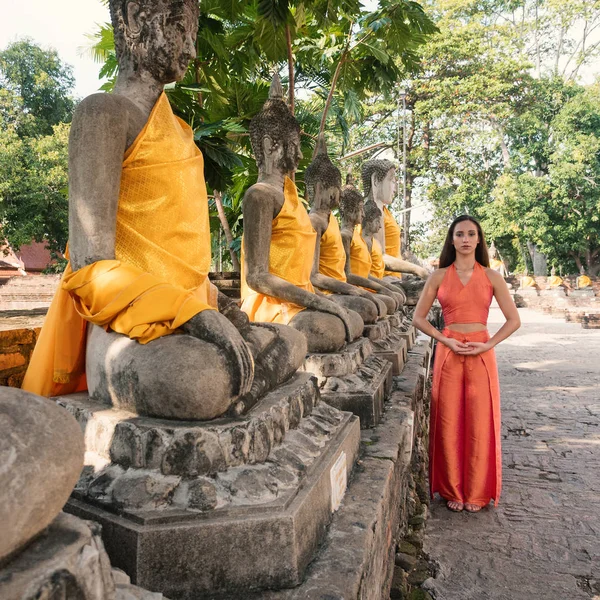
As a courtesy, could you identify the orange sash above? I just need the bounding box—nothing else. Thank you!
[349,225,371,278]
[241,177,317,324]
[22,92,216,397]
[370,238,385,279]
[319,213,347,282]
[383,206,402,279]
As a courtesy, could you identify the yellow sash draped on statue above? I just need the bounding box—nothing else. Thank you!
[578,275,592,289]
[319,213,347,281]
[22,92,217,397]
[350,225,372,278]
[548,275,564,288]
[383,206,402,279]
[240,177,317,325]
[370,238,385,279]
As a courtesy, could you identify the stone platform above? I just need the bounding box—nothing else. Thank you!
[0,512,163,600]
[56,373,361,599]
[260,336,433,600]
[301,338,392,428]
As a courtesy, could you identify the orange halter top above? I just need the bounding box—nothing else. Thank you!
[437,262,493,326]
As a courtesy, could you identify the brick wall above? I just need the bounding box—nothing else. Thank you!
[0,328,41,387]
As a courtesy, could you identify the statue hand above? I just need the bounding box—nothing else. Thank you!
[181,310,254,397]
[315,298,355,343]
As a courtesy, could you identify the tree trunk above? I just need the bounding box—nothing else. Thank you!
[319,54,346,136]
[527,241,547,276]
[214,190,240,271]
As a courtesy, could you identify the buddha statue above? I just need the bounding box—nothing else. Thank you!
[361,159,428,280]
[520,274,537,288]
[240,76,364,353]
[577,267,592,289]
[22,0,307,420]
[305,135,387,323]
[339,184,404,314]
[548,266,564,288]
[362,201,386,279]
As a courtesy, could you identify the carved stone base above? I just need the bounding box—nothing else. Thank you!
[570,288,595,298]
[363,317,412,373]
[370,330,408,376]
[301,338,392,428]
[0,512,163,600]
[541,288,567,298]
[56,374,360,599]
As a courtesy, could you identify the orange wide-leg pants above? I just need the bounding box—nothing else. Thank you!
[429,329,502,507]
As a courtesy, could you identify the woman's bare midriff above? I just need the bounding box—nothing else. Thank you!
[447,322,487,332]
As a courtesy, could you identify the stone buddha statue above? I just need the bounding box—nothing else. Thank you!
[361,201,386,279]
[305,135,387,323]
[577,266,592,289]
[22,0,307,420]
[241,76,364,353]
[361,159,428,280]
[548,266,564,288]
[339,184,404,314]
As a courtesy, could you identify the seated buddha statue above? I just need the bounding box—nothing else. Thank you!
[22,0,307,420]
[577,267,592,289]
[339,185,404,314]
[548,266,564,288]
[520,274,537,288]
[361,159,428,281]
[240,76,364,353]
[305,135,387,323]
[361,201,387,280]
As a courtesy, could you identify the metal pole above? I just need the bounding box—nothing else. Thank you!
[400,89,408,253]
[396,90,401,208]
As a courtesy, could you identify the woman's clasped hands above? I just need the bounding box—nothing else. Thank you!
[443,338,492,356]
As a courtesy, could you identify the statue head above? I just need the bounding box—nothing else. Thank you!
[362,201,382,237]
[361,159,396,205]
[249,74,302,176]
[305,135,342,211]
[339,184,364,227]
[109,0,199,83]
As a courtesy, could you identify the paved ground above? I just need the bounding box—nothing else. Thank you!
[423,306,600,600]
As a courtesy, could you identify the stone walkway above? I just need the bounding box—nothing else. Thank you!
[423,307,600,600]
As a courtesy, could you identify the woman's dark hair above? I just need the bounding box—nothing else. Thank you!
[439,215,490,268]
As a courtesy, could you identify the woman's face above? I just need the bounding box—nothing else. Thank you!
[452,220,479,255]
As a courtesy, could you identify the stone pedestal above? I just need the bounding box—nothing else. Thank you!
[570,288,595,299]
[56,373,360,599]
[541,287,567,298]
[301,338,392,428]
[0,512,163,600]
[363,318,408,375]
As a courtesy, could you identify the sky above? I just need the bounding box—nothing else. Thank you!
[0,0,110,98]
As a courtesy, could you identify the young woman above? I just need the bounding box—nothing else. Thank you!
[412,215,520,512]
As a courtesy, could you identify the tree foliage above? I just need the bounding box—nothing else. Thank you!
[0,40,74,256]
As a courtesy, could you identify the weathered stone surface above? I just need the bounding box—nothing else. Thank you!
[320,354,392,428]
[0,512,166,600]
[57,373,318,478]
[300,337,372,382]
[371,328,408,375]
[0,512,115,600]
[0,388,84,563]
[66,408,360,599]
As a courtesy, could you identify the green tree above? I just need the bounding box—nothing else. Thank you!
[0,38,75,136]
[0,40,74,256]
